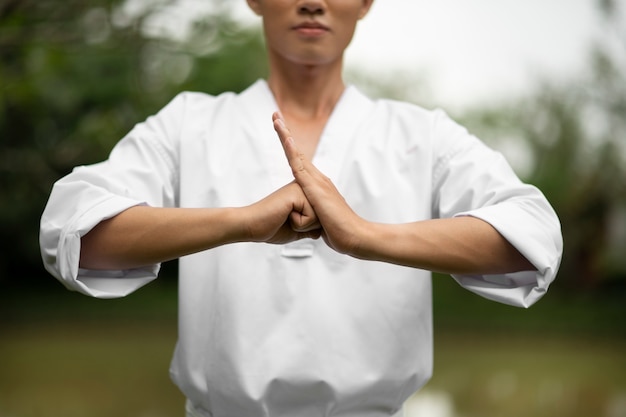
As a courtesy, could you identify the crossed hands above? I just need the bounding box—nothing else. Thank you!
[243,113,365,255]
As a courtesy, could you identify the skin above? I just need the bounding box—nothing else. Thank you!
[273,113,534,275]
[80,182,321,270]
[80,0,534,275]
[246,0,374,159]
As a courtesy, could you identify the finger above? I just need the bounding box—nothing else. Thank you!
[272,113,296,159]
[272,112,305,174]
[289,210,321,232]
[303,229,322,240]
[286,182,320,231]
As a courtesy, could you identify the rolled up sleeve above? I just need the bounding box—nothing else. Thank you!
[453,198,562,307]
[432,110,563,307]
[39,93,188,298]
[40,184,159,298]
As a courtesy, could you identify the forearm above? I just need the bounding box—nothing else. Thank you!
[352,216,535,275]
[80,205,247,270]
[79,182,321,270]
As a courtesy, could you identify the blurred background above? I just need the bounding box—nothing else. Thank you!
[1,0,625,416]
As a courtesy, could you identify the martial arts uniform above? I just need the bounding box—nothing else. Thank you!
[40,80,562,417]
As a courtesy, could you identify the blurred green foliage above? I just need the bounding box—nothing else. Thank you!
[1,2,625,416]
[1,0,624,293]
[0,0,267,283]
[459,0,626,290]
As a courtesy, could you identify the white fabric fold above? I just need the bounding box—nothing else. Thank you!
[40,80,562,416]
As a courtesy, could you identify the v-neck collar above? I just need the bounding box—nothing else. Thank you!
[238,79,374,185]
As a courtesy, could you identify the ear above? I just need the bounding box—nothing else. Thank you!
[246,0,262,16]
[358,0,374,19]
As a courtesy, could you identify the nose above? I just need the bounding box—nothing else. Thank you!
[297,1,325,16]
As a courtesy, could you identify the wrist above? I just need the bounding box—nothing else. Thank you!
[230,206,259,243]
[349,221,405,264]
[342,217,376,259]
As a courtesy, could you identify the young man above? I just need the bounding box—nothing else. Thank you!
[40,1,563,416]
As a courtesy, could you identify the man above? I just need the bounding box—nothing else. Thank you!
[40,1,563,416]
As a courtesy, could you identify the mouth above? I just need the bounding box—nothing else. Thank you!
[292,21,330,37]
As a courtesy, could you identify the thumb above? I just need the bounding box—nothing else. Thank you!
[289,210,322,233]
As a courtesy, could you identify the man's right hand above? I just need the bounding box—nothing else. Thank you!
[80,182,320,271]
[242,181,321,245]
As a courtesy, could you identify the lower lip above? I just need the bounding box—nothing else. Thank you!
[295,27,328,38]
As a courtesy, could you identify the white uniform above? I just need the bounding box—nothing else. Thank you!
[40,80,562,417]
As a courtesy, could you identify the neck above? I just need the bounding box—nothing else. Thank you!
[267,54,346,122]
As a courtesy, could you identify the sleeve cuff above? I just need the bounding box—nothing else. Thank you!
[452,200,562,308]
[55,195,160,298]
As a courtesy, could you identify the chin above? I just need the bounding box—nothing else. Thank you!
[291,52,342,67]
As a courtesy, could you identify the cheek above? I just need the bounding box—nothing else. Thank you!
[262,18,285,48]
[335,22,359,48]
[333,7,362,42]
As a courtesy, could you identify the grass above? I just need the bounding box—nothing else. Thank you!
[417,331,626,417]
[0,320,183,417]
[3,321,624,417]
[1,272,625,417]
[0,274,183,417]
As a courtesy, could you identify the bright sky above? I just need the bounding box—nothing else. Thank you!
[232,0,614,111]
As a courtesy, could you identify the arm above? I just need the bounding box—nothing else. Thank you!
[351,216,533,275]
[272,113,534,276]
[80,181,321,270]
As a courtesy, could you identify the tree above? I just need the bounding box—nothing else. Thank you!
[0,0,267,285]
[459,0,626,289]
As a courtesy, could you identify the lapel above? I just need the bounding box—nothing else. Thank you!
[313,85,374,184]
[237,79,375,189]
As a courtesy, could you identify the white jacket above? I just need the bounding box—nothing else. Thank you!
[40,80,562,417]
